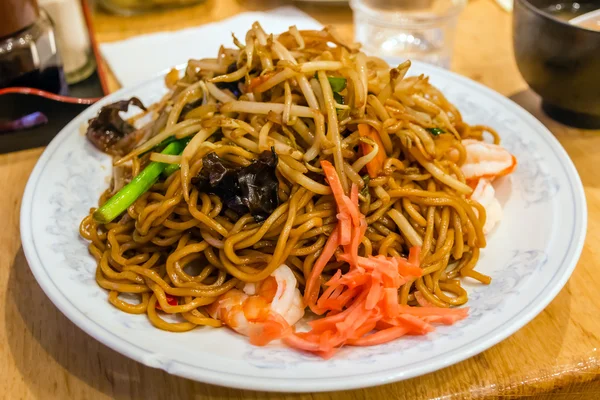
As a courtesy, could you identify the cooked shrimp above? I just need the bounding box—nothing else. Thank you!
[459,140,515,234]
[461,139,517,181]
[207,264,305,345]
[471,178,503,234]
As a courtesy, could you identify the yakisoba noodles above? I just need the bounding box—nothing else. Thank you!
[80,23,516,356]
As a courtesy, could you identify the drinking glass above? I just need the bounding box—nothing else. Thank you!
[350,0,467,68]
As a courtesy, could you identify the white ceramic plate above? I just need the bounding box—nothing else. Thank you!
[20,60,586,392]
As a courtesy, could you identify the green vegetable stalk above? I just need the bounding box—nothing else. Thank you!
[427,127,445,136]
[163,162,181,177]
[327,76,347,92]
[314,74,348,94]
[333,92,344,105]
[93,139,187,224]
[360,175,370,197]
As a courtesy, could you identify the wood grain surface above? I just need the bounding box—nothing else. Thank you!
[1,0,599,399]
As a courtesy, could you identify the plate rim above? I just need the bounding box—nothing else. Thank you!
[20,60,587,392]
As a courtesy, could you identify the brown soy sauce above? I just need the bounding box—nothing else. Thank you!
[0,63,68,95]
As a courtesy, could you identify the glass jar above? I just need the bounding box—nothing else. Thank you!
[0,10,68,95]
[98,0,206,15]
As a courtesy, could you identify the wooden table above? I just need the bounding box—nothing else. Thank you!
[2,0,599,398]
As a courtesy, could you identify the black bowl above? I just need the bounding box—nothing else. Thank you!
[513,0,600,128]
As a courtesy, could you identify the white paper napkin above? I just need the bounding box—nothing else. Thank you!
[100,6,323,87]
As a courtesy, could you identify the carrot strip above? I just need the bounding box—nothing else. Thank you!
[396,257,423,277]
[345,217,366,267]
[408,246,421,266]
[337,306,371,338]
[334,271,370,289]
[358,123,387,178]
[365,279,382,310]
[317,347,339,360]
[338,214,352,246]
[422,314,468,325]
[384,288,400,316]
[325,269,343,287]
[347,326,409,346]
[319,330,334,352]
[396,314,435,334]
[342,196,360,226]
[247,72,275,91]
[317,283,340,305]
[375,319,398,330]
[349,319,379,340]
[309,290,369,332]
[328,285,345,300]
[305,227,340,313]
[317,284,344,310]
[324,287,360,310]
[321,160,348,206]
[351,183,359,209]
[283,333,321,351]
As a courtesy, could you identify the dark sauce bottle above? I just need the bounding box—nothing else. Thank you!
[0,0,68,95]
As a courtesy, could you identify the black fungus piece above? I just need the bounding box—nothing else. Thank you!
[192,149,280,222]
[238,150,280,221]
[193,153,247,216]
[86,97,146,154]
[179,98,204,121]
[215,62,243,97]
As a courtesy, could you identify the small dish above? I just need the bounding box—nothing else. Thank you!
[513,0,600,128]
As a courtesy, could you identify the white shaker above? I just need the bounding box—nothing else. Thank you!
[39,0,96,84]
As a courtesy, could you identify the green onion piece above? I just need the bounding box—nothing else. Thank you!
[93,140,186,224]
[163,162,180,177]
[427,127,445,136]
[163,136,192,178]
[360,175,370,197]
[140,135,177,156]
[314,73,347,93]
[327,77,347,92]
[162,136,192,177]
[333,92,344,105]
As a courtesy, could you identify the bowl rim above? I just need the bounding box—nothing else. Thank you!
[516,0,600,34]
